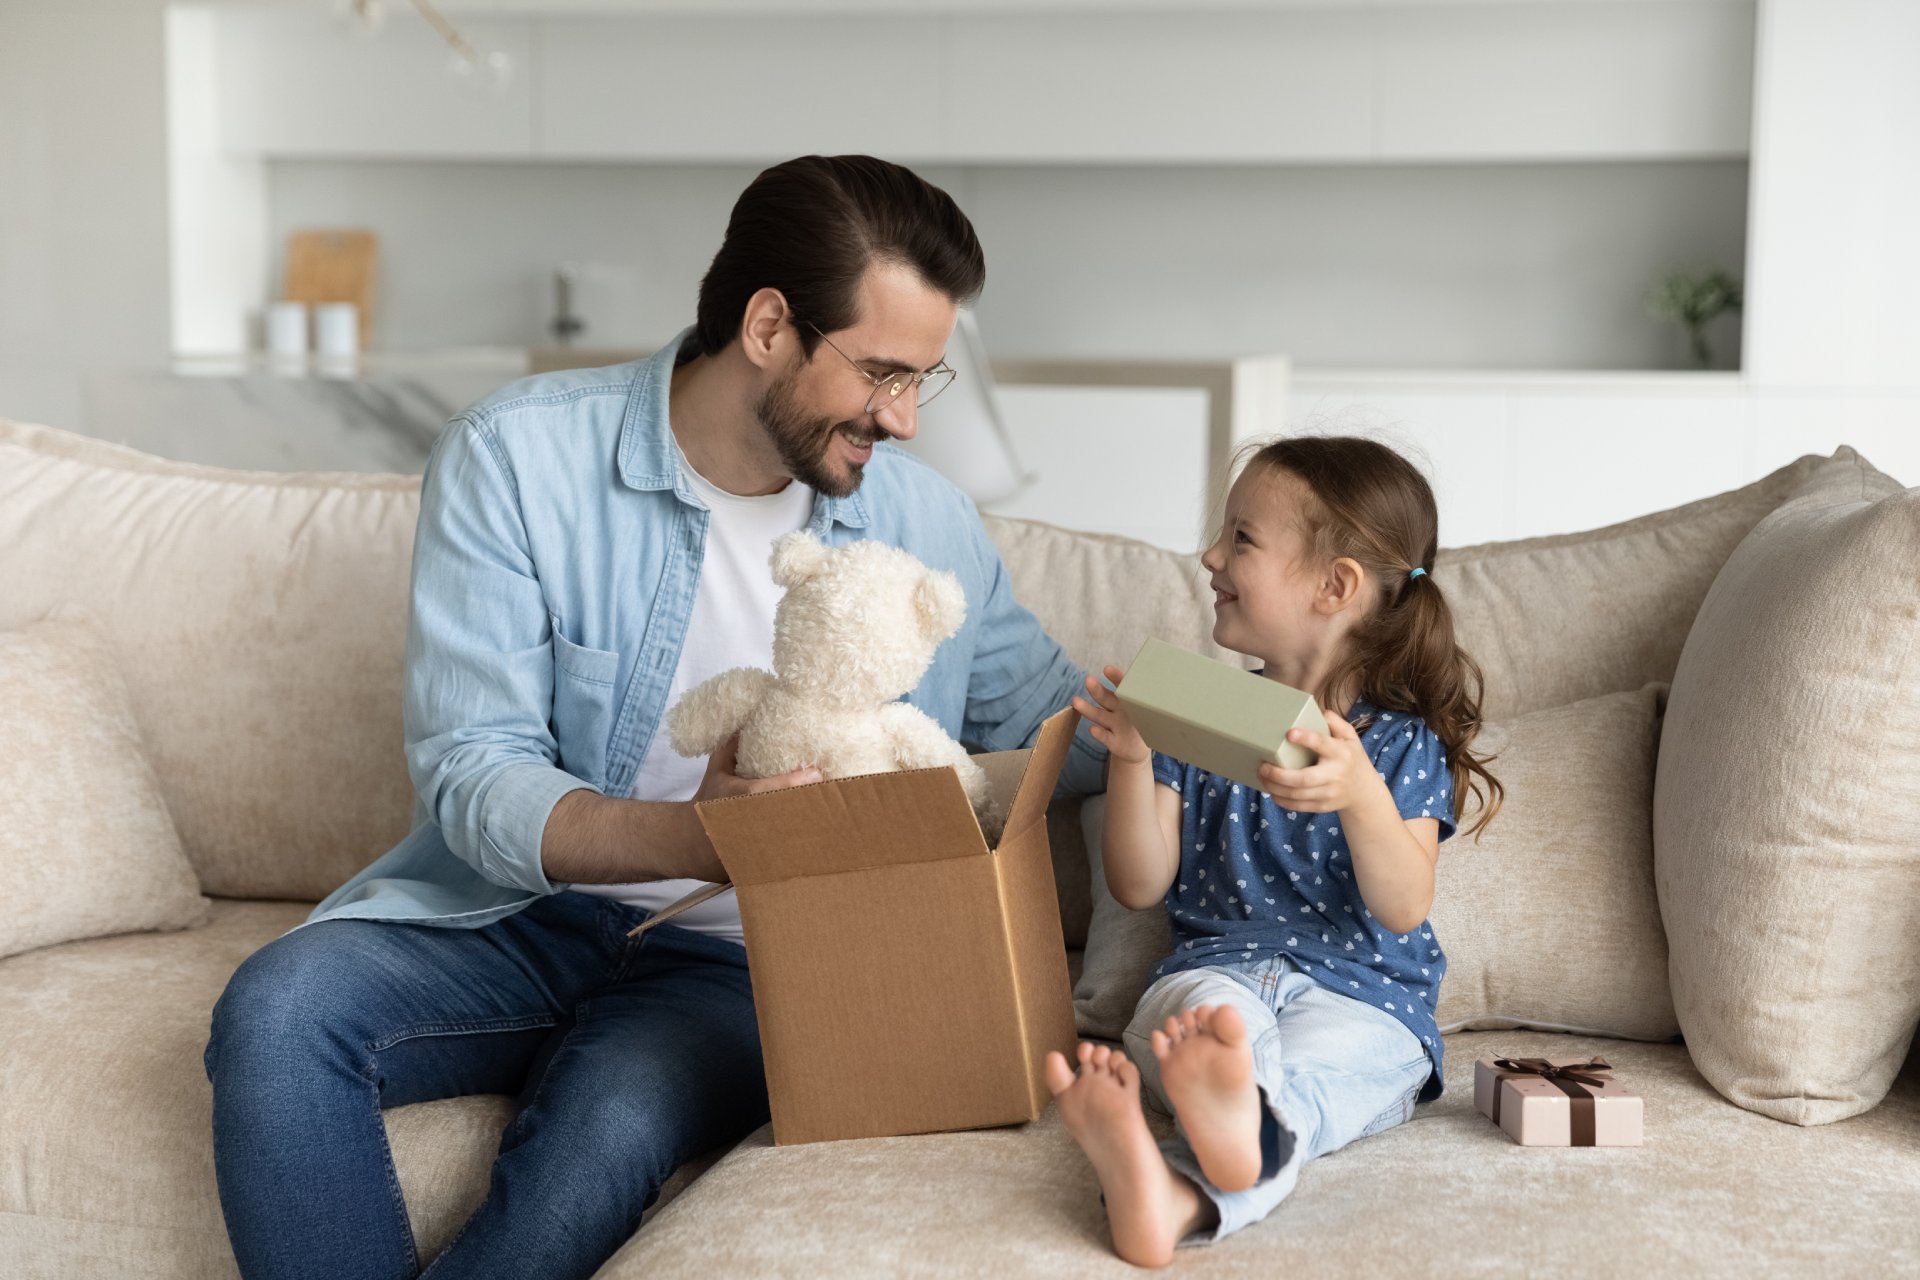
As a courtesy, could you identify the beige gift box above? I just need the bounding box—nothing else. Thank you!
[1474,1055,1644,1147]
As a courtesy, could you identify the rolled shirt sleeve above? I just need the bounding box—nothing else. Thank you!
[402,418,597,895]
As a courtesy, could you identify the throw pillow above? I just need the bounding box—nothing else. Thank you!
[1655,470,1919,1125]
[0,613,209,958]
[1430,683,1673,1039]
[1071,794,1173,1041]
[0,418,418,900]
[1074,683,1674,1044]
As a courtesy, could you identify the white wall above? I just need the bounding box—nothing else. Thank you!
[1743,0,1920,389]
[265,158,1749,369]
[1285,372,1919,547]
[0,0,173,431]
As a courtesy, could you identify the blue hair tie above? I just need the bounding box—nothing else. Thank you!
[1409,567,1428,581]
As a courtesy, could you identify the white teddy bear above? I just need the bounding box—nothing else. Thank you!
[667,531,1003,840]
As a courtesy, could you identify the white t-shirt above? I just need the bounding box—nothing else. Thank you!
[569,448,813,943]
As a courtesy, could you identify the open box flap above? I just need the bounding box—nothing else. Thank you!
[694,707,1081,888]
[995,707,1080,843]
[699,767,984,887]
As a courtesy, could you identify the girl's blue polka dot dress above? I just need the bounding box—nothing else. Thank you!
[1151,698,1456,1099]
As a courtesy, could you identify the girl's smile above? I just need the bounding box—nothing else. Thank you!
[1199,465,1374,710]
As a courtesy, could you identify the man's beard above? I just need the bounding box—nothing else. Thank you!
[754,367,883,499]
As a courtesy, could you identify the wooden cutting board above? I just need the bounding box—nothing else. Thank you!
[283,229,378,348]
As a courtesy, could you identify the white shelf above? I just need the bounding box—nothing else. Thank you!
[209,4,1756,165]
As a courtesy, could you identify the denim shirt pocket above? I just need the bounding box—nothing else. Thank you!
[549,614,621,789]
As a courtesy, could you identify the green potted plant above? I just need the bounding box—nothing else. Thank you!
[1647,268,1743,369]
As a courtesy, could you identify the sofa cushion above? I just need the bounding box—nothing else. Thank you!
[1431,683,1674,1040]
[0,420,418,900]
[0,612,209,959]
[0,901,503,1277]
[1069,794,1170,1042]
[1071,685,1677,1045]
[1655,463,1919,1126]
[608,1031,1920,1278]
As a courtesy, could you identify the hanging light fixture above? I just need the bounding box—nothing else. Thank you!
[340,0,513,95]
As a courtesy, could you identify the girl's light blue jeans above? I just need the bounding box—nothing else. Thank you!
[1124,953,1433,1244]
[203,890,768,1280]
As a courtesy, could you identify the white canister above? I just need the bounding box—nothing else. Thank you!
[314,302,360,358]
[267,301,310,357]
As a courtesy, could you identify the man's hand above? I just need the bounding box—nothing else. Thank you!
[1071,666,1151,768]
[1256,711,1381,814]
[540,738,820,886]
[694,735,822,803]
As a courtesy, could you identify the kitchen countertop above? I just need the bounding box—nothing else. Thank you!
[85,350,541,473]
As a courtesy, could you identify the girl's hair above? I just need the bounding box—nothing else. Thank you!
[1233,435,1504,838]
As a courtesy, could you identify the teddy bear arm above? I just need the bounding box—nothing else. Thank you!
[877,704,972,772]
[878,705,1000,831]
[667,667,777,758]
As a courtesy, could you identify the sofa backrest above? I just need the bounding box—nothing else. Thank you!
[0,420,419,900]
[0,416,1877,902]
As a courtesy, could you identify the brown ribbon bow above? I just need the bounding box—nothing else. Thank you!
[1490,1056,1614,1146]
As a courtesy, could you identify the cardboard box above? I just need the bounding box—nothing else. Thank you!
[1115,637,1328,789]
[1474,1055,1643,1147]
[654,708,1082,1146]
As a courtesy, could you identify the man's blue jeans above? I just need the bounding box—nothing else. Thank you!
[203,891,767,1279]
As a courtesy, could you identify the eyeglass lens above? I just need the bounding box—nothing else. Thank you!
[867,366,957,413]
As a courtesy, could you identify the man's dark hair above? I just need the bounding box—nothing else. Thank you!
[692,155,985,359]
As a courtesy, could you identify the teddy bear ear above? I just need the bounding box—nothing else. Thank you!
[914,569,967,643]
[770,531,833,588]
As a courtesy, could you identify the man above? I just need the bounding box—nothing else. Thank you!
[203,155,1104,1280]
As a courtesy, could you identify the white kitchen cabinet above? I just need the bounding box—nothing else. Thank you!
[216,6,535,158]
[534,16,947,160]
[1376,2,1754,161]
[944,10,1375,162]
[213,3,1756,165]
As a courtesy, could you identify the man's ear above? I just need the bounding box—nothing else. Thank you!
[770,531,832,589]
[739,288,794,372]
[1318,556,1368,616]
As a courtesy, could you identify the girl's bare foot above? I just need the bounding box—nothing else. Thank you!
[1045,1042,1208,1268]
[1152,1005,1264,1193]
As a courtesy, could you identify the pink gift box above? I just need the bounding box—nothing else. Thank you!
[1474,1054,1643,1147]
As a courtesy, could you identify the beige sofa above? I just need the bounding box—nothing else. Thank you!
[2,417,1916,1279]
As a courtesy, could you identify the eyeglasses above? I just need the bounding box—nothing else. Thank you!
[803,321,958,414]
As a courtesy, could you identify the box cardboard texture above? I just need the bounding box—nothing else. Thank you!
[690,708,1083,1146]
[1116,638,1328,789]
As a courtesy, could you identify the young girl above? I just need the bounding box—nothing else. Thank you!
[1048,435,1502,1267]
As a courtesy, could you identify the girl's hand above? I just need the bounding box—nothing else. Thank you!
[1256,711,1382,814]
[1071,665,1151,767]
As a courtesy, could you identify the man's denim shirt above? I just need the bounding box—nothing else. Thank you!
[308,329,1106,931]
